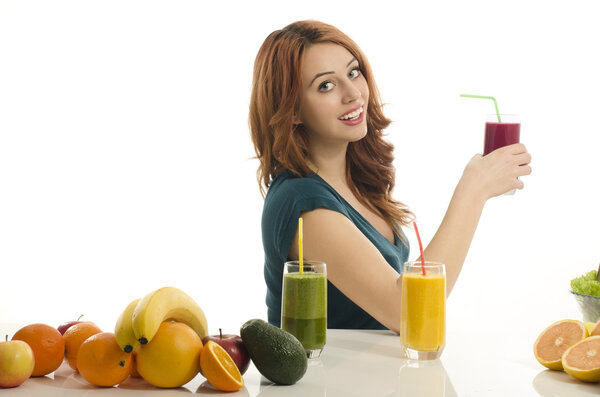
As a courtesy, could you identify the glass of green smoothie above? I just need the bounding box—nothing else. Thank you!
[281,260,327,358]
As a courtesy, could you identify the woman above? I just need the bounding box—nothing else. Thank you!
[249,20,531,332]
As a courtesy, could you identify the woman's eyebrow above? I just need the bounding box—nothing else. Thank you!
[309,71,334,87]
[308,57,358,87]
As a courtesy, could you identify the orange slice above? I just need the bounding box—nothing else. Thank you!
[533,319,588,370]
[562,335,600,382]
[200,341,244,392]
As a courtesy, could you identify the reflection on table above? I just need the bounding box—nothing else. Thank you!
[4,327,597,396]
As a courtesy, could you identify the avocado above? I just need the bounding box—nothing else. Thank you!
[240,319,308,385]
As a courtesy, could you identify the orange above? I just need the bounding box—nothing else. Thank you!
[534,319,588,370]
[200,341,244,392]
[136,321,202,388]
[12,323,65,376]
[63,322,102,371]
[130,349,141,378]
[77,332,132,387]
[562,335,600,382]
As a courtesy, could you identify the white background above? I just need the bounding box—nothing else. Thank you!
[1,0,599,340]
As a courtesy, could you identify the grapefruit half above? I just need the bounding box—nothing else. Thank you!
[589,320,600,336]
[533,319,587,370]
[562,335,600,382]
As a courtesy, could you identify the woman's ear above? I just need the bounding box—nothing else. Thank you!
[293,110,302,126]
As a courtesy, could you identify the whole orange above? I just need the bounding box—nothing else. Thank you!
[130,349,141,378]
[63,322,102,371]
[77,332,132,387]
[136,321,202,388]
[12,323,65,376]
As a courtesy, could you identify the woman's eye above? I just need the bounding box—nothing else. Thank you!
[318,81,334,92]
[349,67,361,78]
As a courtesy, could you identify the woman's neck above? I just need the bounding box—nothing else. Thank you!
[309,141,348,188]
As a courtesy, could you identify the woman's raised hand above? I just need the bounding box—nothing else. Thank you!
[461,143,532,201]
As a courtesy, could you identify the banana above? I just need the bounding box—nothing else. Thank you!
[131,286,208,345]
[114,298,141,353]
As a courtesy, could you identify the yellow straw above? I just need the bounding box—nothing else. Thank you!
[299,217,303,274]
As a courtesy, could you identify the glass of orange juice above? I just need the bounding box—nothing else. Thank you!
[400,261,446,360]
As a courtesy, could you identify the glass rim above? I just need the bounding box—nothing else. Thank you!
[403,260,445,269]
[285,260,326,267]
[570,289,600,301]
[485,114,520,123]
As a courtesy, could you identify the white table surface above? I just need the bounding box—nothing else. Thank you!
[1,325,596,397]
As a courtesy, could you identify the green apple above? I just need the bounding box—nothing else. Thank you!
[0,336,35,388]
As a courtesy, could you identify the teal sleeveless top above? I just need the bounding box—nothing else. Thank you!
[262,170,410,330]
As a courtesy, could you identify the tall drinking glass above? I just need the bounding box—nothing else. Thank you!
[281,260,327,358]
[484,114,521,195]
[400,261,446,360]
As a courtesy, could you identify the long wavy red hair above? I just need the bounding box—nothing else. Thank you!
[249,20,414,232]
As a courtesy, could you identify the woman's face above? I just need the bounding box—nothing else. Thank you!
[296,43,369,147]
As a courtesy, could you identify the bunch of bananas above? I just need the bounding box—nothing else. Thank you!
[115,286,208,353]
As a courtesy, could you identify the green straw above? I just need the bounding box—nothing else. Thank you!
[460,94,502,123]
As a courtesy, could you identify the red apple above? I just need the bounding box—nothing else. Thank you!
[0,335,35,388]
[57,315,84,335]
[202,329,250,375]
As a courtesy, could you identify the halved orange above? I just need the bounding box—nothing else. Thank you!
[562,335,600,382]
[200,341,244,392]
[533,319,587,370]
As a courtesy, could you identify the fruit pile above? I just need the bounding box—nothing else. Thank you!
[0,286,308,391]
[534,319,600,382]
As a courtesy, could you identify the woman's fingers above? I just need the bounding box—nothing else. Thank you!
[504,142,528,154]
[462,143,532,199]
[517,164,532,177]
[515,150,531,164]
[515,178,525,190]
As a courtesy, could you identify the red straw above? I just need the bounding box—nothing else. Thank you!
[413,221,426,276]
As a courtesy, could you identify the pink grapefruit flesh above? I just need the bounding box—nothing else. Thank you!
[562,336,600,382]
[534,319,587,370]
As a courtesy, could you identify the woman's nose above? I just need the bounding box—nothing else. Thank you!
[342,82,361,103]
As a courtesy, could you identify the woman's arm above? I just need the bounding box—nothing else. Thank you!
[287,143,531,332]
[288,208,404,333]
[422,143,532,295]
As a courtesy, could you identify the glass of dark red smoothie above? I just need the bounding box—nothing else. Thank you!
[484,114,520,195]
[484,114,520,155]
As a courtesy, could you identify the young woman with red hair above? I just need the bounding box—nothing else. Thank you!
[249,20,531,332]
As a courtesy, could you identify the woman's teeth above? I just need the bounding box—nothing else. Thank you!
[339,106,363,120]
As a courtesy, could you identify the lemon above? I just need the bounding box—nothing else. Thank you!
[584,322,595,335]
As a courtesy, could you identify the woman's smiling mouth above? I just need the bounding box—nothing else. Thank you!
[338,105,363,121]
[338,105,365,126]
